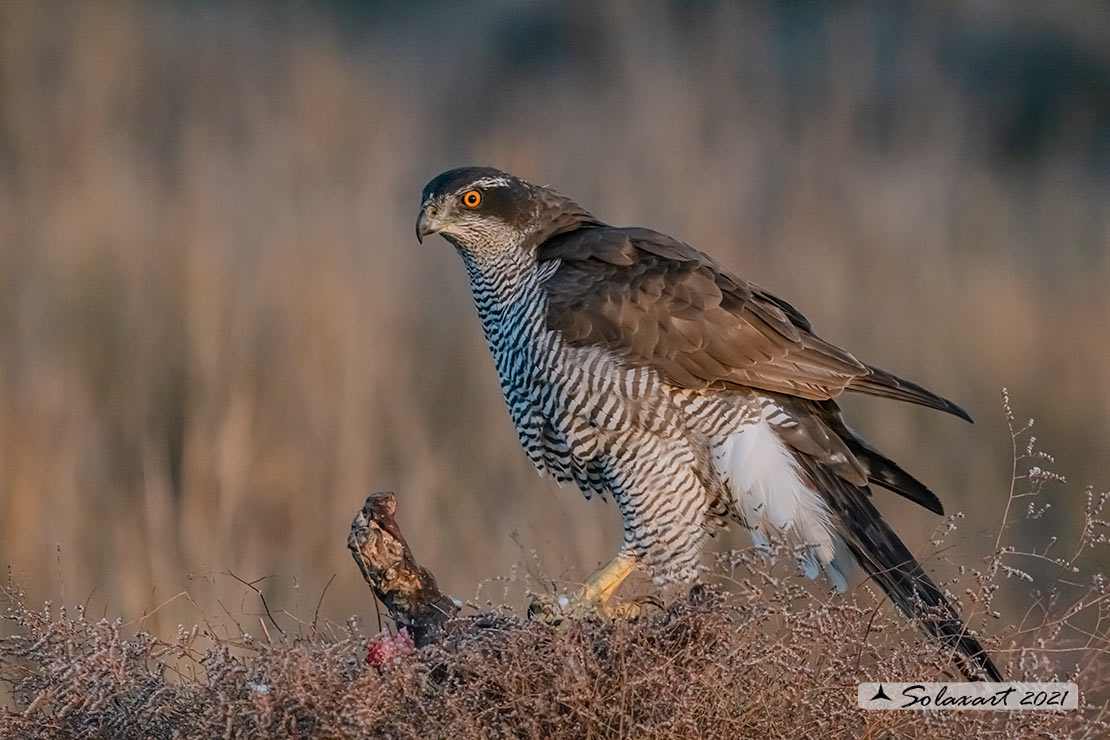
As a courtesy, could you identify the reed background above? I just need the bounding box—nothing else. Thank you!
[0,1,1106,641]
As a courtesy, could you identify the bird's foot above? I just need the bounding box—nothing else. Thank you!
[596,594,663,619]
[526,590,654,623]
[527,552,645,624]
[526,592,577,624]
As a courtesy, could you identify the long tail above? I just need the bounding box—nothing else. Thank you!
[796,454,1003,681]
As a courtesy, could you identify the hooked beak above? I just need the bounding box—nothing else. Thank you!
[415,205,440,244]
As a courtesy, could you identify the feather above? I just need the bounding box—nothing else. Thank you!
[540,224,969,424]
[851,365,973,422]
[796,454,1003,681]
[714,420,848,592]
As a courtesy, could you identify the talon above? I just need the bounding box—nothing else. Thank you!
[527,592,578,625]
[527,596,557,623]
[526,554,644,622]
[598,599,641,619]
[581,552,640,618]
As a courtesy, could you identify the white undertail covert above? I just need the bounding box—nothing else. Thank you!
[714,419,850,592]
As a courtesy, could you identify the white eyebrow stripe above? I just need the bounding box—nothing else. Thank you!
[468,176,513,189]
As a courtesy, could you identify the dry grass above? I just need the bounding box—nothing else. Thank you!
[2,590,1101,740]
[1,397,1107,739]
[0,3,1107,734]
[0,2,1105,633]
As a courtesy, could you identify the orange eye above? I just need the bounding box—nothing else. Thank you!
[462,189,481,208]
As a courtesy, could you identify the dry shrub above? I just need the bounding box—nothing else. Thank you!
[0,584,1103,739]
[1,397,1106,739]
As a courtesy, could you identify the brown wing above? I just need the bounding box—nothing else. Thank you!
[539,225,971,421]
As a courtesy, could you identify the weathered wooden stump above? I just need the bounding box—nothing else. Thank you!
[347,491,459,647]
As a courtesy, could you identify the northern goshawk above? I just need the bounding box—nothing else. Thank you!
[416,166,1001,681]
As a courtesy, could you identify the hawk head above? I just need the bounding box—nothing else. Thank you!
[416,167,598,256]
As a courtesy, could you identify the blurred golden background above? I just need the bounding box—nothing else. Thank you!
[0,2,1106,633]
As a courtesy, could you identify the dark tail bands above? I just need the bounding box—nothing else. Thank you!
[798,454,1003,681]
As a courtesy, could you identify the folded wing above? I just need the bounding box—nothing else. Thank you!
[539,225,970,421]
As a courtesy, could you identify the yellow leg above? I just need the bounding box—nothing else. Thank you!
[526,552,641,623]
[581,552,639,607]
